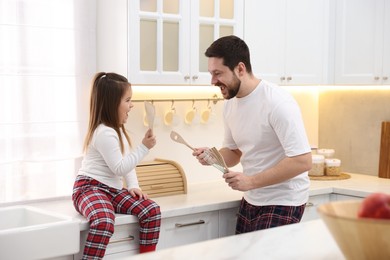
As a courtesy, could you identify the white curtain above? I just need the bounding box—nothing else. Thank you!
[0,0,96,204]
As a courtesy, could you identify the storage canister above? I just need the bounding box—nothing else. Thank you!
[309,154,325,176]
[325,158,341,176]
[316,148,335,158]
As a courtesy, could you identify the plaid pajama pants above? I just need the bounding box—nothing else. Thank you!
[235,198,305,234]
[72,175,161,260]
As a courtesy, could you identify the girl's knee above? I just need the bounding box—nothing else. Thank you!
[149,202,161,218]
[91,217,115,234]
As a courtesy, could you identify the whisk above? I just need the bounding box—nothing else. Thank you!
[203,147,229,173]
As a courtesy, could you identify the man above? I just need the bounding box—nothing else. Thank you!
[193,35,312,234]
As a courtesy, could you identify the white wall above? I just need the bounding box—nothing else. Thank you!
[95,0,319,184]
[122,88,318,184]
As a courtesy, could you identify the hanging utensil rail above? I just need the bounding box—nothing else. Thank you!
[132,94,223,105]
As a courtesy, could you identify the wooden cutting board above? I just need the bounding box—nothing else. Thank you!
[378,121,390,179]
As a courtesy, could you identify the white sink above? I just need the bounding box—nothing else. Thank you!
[0,205,80,260]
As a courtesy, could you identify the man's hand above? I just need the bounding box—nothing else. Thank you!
[192,147,212,165]
[223,171,254,191]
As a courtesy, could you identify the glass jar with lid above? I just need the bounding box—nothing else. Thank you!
[317,149,335,158]
[309,154,325,176]
[325,158,341,176]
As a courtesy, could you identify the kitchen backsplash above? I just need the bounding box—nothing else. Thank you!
[126,86,319,184]
[127,86,390,184]
[319,88,390,177]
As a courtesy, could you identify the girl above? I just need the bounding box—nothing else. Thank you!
[72,72,161,259]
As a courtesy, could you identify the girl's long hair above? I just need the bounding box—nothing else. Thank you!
[83,72,132,154]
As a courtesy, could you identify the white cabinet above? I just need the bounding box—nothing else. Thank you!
[302,193,364,222]
[157,211,219,250]
[218,207,238,237]
[128,0,243,85]
[244,0,330,85]
[301,194,331,222]
[334,0,390,84]
[75,222,140,259]
[330,193,363,202]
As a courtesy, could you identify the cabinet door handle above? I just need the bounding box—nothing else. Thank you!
[184,75,190,80]
[383,76,388,81]
[287,76,292,81]
[109,235,135,244]
[305,202,314,207]
[374,76,380,80]
[280,77,285,81]
[175,220,205,228]
[192,75,198,80]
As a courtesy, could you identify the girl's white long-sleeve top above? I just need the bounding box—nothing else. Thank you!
[78,124,149,190]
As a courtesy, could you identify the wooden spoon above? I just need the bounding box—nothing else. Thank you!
[144,101,155,130]
[170,131,195,151]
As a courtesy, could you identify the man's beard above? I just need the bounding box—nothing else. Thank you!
[226,74,241,99]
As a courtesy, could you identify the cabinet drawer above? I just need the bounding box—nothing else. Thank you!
[330,194,363,201]
[157,211,219,250]
[301,194,331,222]
[219,207,238,237]
[75,223,140,259]
[105,223,140,255]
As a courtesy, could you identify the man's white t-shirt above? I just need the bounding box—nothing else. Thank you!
[223,80,311,206]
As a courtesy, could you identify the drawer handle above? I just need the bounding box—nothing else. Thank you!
[110,235,135,244]
[305,202,314,207]
[175,220,205,228]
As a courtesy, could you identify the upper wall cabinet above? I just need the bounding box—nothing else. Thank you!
[334,0,390,85]
[244,0,330,85]
[128,0,243,85]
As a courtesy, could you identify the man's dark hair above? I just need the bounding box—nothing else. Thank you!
[205,35,252,74]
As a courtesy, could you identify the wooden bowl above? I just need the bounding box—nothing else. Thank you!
[317,200,390,260]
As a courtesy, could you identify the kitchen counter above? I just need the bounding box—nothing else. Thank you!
[3,173,390,259]
[128,219,344,260]
[24,173,390,231]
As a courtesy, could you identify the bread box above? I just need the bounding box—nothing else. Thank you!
[135,158,187,198]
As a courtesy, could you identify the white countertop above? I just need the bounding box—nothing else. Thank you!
[4,173,390,259]
[128,219,344,260]
[24,173,390,231]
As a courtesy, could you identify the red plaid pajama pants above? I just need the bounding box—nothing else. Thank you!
[72,175,161,259]
[235,198,305,234]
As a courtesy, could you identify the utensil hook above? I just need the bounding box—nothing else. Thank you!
[170,100,176,111]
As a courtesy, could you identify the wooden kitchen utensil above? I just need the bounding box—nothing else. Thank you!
[170,131,195,151]
[204,148,228,174]
[170,131,228,173]
[144,101,155,130]
[378,121,390,179]
[210,147,228,173]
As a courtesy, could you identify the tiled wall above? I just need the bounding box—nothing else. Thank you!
[318,89,390,176]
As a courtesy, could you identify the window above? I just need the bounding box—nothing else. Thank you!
[0,0,96,204]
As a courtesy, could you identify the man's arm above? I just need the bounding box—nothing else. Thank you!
[219,147,242,167]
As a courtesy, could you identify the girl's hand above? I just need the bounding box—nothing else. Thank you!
[129,188,148,200]
[142,128,156,149]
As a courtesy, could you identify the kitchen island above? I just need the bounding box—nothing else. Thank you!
[128,219,344,260]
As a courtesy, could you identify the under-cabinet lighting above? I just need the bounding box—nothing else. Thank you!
[132,85,222,101]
